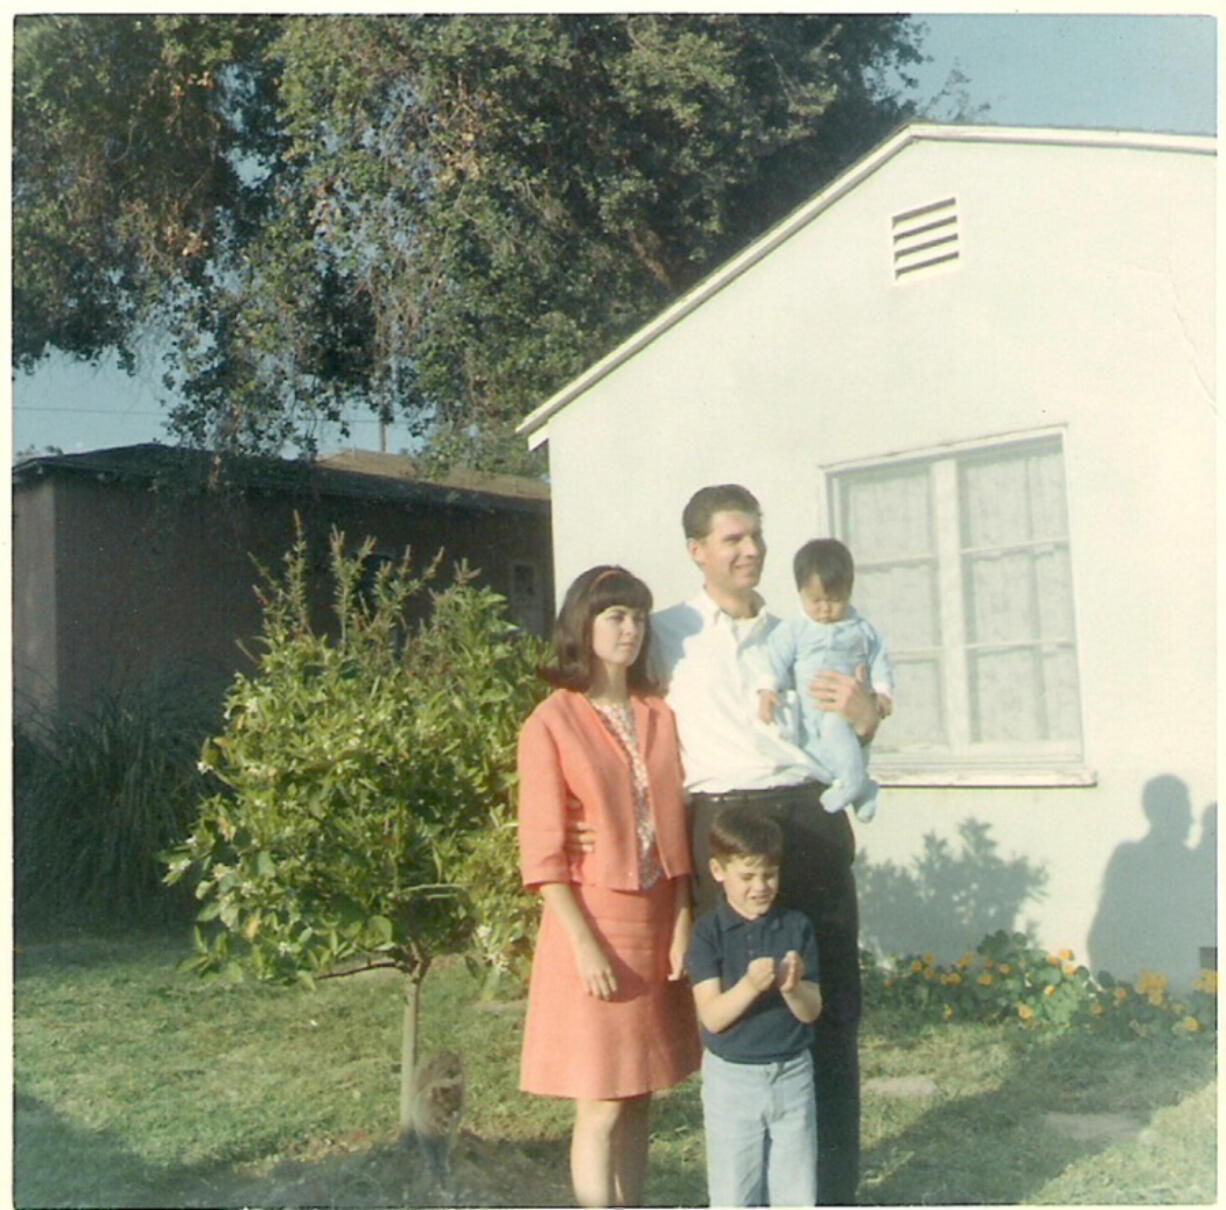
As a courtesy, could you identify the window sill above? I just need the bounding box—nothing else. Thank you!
[875,766,1098,789]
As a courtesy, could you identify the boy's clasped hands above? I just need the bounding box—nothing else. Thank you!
[746,950,806,995]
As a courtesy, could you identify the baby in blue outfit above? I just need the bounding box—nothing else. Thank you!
[757,538,894,822]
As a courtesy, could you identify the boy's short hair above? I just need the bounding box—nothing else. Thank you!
[708,804,784,866]
[682,484,761,541]
[793,537,855,597]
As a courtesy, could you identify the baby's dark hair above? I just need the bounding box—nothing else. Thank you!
[793,538,855,598]
[707,804,784,866]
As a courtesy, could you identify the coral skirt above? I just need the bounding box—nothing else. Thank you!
[520,878,701,1100]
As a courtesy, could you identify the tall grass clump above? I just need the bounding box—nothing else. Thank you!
[14,674,219,934]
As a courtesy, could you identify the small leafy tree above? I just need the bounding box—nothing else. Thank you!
[165,526,547,1137]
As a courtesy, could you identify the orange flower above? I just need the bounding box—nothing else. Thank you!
[1064,963,1077,977]
[1059,947,1074,961]
[1046,954,1060,966]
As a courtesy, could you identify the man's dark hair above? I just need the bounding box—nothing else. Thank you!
[538,564,658,693]
[707,804,784,866]
[793,538,855,598]
[682,484,761,541]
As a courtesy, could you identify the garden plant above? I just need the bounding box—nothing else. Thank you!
[164,525,547,1138]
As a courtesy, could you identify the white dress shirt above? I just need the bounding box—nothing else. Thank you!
[651,589,827,793]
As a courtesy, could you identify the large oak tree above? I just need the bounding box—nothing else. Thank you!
[15,14,925,471]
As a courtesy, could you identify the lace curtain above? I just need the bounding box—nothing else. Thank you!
[839,439,1080,756]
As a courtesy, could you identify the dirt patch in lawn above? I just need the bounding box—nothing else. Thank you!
[189,1130,573,1208]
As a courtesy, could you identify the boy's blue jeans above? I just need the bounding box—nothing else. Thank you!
[700,1048,818,1207]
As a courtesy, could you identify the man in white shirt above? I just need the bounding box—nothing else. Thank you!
[653,484,880,1207]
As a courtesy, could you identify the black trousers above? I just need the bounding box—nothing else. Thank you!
[691,784,861,1206]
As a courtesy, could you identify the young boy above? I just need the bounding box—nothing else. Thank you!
[757,538,894,822]
[686,806,823,1207]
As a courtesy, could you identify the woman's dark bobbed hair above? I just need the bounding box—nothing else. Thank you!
[539,564,658,693]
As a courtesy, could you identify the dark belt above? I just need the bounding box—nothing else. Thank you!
[690,783,819,808]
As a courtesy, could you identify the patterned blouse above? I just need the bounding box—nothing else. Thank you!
[589,699,664,890]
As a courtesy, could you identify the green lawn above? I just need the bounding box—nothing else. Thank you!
[13,930,1217,1207]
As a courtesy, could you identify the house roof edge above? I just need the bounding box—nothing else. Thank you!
[516,122,1216,446]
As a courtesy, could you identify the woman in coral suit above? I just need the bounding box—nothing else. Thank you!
[517,564,700,1207]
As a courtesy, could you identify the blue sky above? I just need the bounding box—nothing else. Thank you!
[8,12,1219,460]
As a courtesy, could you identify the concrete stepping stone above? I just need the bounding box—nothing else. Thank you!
[863,1075,940,1098]
[1042,1111,1145,1142]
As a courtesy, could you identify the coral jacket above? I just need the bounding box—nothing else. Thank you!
[517,689,692,892]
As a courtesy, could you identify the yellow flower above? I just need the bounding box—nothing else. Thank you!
[984,956,994,969]
[957,951,974,969]
[1044,984,1055,997]
[1182,1016,1201,1033]
[978,972,993,986]
[1137,969,1167,1006]
[923,967,936,981]
[1047,954,1060,966]
[1091,1000,1104,1017]
[1115,987,1128,1002]
[1193,969,1218,995]
[948,971,962,986]
[1018,1003,1034,1020]
[923,952,935,966]
[1059,947,1074,961]
[911,959,923,974]
[1064,963,1077,977]
[943,1004,953,1020]
[998,964,1012,976]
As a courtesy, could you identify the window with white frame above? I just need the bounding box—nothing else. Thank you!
[829,434,1083,776]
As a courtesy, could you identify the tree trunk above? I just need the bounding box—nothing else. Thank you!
[399,967,425,1142]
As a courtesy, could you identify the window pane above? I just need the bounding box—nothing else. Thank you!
[965,551,1037,643]
[961,456,1032,547]
[1034,545,1075,639]
[875,658,945,750]
[1027,447,1070,539]
[969,648,1042,742]
[843,469,932,561]
[1041,645,1082,741]
[960,441,1067,548]
[857,562,940,649]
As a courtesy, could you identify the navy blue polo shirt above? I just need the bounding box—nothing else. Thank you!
[686,897,820,1063]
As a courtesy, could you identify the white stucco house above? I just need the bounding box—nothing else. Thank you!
[517,123,1217,987]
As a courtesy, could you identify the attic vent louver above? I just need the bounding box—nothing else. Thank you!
[892,197,960,281]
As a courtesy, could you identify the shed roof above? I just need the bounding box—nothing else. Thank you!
[13,443,550,514]
[516,122,1215,448]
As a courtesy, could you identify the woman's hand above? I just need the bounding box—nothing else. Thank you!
[668,906,692,982]
[575,935,618,1000]
[564,818,597,854]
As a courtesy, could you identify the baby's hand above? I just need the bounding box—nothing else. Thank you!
[778,950,805,993]
[757,689,780,725]
[746,956,776,992]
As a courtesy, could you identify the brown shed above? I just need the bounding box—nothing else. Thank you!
[12,444,553,723]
